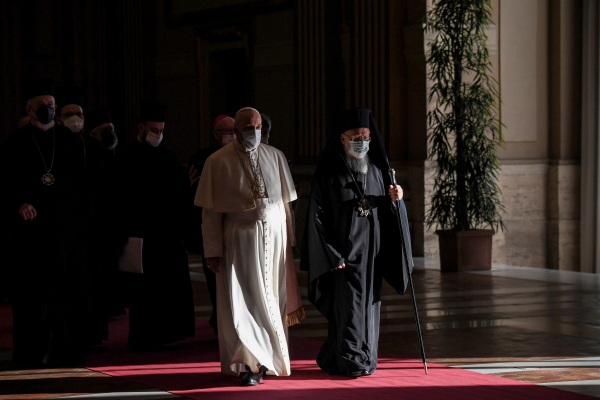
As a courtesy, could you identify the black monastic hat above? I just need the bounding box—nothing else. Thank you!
[339,108,372,133]
[140,100,167,122]
[55,85,84,110]
[25,78,55,101]
[319,108,390,180]
[87,108,112,131]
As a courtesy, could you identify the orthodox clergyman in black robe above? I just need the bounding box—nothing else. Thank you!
[55,84,109,345]
[300,108,414,377]
[113,101,195,349]
[86,108,124,317]
[0,79,102,367]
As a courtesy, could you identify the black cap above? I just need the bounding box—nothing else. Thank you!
[140,100,167,123]
[87,108,112,131]
[339,108,371,133]
[25,78,55,101]
[55,85,84,111]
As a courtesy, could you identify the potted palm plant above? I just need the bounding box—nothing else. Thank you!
[424,0,505,271]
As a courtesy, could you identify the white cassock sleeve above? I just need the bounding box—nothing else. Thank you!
[202,208,223,258]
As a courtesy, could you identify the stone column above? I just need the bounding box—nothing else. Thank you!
[344,0,388,136]
[296,0,327,158]
[547,0,583,271]
[580,0,600,273]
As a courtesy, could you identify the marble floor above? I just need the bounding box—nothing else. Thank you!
[2,256,600,399]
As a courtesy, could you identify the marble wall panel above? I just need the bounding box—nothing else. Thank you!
[500,164,549,221]
[424,163,553,268]
[548,165,581,270]
[558,220,581,272]
[502,219,549,268]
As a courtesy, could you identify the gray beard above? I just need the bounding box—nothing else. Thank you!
[345,153,369,175]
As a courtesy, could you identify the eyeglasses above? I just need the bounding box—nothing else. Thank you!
[62,112,84,118]
[344,133,370,142]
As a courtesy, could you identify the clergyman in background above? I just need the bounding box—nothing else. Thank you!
[0,79,102,366]
[113,100,195,349]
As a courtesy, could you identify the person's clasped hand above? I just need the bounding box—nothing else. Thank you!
[18,203,37,221]
[389,185,403,202]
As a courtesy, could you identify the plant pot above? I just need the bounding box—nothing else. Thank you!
[436,229,495,271]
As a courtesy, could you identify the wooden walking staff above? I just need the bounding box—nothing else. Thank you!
[389,168,428,375]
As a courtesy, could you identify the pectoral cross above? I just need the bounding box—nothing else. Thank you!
[357,197,372,217]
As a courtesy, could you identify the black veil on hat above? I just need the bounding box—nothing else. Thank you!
[87,108,112,131]
[25,78,55,101]
[140,100,167,123]
[55,85,84,110]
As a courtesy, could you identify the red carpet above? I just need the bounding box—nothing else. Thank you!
[0,303,594,399]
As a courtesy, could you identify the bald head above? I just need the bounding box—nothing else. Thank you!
[234,109,262,142]
[234,109,261,129]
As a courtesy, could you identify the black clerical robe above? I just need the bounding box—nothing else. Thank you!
[114,140,195,348]
[186,143,219,255]
[0,123,104,366]
[301,152,411,375]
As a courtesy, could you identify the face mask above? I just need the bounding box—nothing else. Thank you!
[63,115,84,133]
[344,136,370,159]
[101,129,118,150]
[145,130,163,147]
[241,129,261,151]
[34,104,55,125]
[221,134,235,146]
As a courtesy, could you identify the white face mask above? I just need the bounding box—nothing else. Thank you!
[241,129,261,151]
[221,134,235,146]
[64,115,84,133]
[344,135,370,159]
[145,131,163,147]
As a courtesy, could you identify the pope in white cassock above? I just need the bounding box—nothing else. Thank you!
[194,107,297,386]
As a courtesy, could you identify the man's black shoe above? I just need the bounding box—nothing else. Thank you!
[258,365,268,378]
[347,370,369,377]
[241,365,263,386]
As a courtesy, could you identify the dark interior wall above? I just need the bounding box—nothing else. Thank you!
[1,0,426,162]
[252,9,295,159]
[0,0,158,147]
[161,0,296,162]
[0,0,428,254]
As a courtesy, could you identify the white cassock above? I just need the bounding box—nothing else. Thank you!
[194,139,297,377]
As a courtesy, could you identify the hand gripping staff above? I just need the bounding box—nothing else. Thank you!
[389,168,428,375]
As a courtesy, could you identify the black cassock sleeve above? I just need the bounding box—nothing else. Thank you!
[300,173,346,317]
[376,198,414,296]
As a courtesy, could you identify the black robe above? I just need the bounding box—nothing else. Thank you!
[113,140,195,348]
[300,149,413,374]
[186,143,220,332]
[0,123,104,366]
[186,143,220,255]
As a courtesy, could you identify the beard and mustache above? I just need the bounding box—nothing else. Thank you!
[345,153,369,175]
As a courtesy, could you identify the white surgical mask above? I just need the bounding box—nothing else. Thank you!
[64,115,84,133]
[145,131,163,147]
[221,134,235,146]
[344,135,370,159]
[241,129,261,151]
